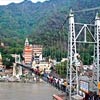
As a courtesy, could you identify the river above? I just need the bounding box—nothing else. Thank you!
[0,82,62,100]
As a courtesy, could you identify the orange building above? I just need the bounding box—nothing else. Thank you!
[23,38,33,64]
[23,38,43,65]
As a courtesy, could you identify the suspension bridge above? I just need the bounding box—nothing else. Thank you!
[11,7,100,100]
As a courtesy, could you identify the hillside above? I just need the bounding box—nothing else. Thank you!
[0,0,100,43]
[0,0,100,63]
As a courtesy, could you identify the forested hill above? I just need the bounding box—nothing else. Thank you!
[0,0,100,67]
[0,0,100,48]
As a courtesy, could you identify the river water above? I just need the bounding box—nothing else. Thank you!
[0,82,61,100]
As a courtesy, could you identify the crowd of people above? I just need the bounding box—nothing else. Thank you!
[45,74,68,92]
[34,68,100,100]
[33,68,68,92]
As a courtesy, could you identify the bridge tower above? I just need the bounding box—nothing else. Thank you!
[68,10,77,100]
[14,54,22,76]
[13,63,16,76]
[94,13,100,93]
[68,10,100,99]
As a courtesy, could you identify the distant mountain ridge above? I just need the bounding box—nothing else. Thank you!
[0,0,100,46]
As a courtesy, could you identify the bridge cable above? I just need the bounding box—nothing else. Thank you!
[73,6,100,13]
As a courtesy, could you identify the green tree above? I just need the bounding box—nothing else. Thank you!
[2,54,14,68]
[55,61,67,78]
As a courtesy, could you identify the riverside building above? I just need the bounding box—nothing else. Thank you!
[23,38,43,65]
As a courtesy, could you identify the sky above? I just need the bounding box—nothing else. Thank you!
[0,0,47,5]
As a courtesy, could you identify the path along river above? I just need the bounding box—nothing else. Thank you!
[0,82,62,100]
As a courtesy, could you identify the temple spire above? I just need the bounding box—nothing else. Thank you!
[25,38,29,46]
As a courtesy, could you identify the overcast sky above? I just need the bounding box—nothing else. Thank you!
[0,0,47,5]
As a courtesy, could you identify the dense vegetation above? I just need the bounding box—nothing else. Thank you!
[55,61,67,78]
[0,0,100,68]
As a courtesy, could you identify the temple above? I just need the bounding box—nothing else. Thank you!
[23,38,33,65]
[23,38,43,65]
